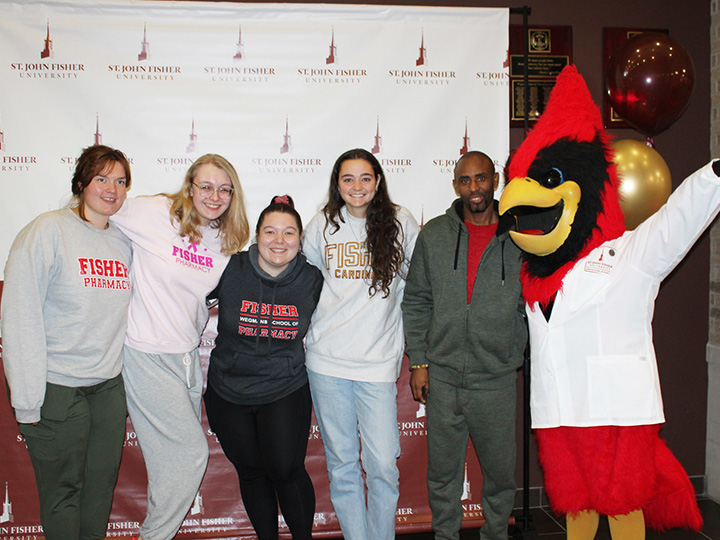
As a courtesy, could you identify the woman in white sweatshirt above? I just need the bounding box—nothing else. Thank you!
[2,145,132,540]
[110,154,250,540]
[303,148,419,540]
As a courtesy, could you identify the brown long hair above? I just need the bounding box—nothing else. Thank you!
[166,154,250,255]
[322,148,403,298]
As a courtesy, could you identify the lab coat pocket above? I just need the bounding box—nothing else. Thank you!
[586,355,654,420]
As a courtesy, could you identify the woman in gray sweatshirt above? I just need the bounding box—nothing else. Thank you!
[1,145,132,540]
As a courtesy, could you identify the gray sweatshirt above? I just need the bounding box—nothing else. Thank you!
[1,209,131,423]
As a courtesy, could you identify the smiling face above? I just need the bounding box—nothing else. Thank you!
[453,153,499,225]
[256,211,301,276]
[190,163,233,226]
[337,158,380,218]
[80,160,128,229]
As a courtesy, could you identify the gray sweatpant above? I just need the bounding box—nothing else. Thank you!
[426,376,517,540]
[122,345,209,540]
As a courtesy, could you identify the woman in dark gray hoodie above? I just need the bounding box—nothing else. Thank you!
[204,195,322,540]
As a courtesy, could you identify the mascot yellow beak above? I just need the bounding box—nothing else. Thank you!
[499,176,581,256]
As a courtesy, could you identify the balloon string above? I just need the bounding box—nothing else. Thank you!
[646,137,655,148]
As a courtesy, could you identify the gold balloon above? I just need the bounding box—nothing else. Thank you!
[612,139,672,230]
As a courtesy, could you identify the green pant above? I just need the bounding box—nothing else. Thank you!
[426,376,517,540]
[19,374,127,540]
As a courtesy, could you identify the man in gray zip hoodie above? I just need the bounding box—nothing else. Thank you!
[402,151,527,540]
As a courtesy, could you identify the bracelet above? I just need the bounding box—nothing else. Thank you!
[410,364,429,370]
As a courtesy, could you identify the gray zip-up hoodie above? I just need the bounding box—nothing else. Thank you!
[402,200,527,390]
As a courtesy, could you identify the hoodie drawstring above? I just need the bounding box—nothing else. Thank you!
[501,239,506,286]
[453,224,462,275]
[454,220,508,286]
[267,284,278,356]
[256,284,263,350]
[453,199,506,286]
[253,275,279,355]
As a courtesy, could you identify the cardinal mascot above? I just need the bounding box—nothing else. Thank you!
[498,65,717,539]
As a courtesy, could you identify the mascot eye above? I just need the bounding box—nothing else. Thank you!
[539,167,565,189]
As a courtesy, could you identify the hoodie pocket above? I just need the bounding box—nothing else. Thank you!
[219,352,298,390]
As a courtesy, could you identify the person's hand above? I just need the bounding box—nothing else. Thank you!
[410,367,429,404]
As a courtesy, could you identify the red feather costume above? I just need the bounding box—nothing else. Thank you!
[504,65,702,531]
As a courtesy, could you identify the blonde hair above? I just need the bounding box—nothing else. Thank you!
[166,154,249,255]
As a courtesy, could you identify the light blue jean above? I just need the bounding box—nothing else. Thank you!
[308,370,400,540]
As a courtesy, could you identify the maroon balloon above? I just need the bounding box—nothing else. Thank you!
[606,32,695,136]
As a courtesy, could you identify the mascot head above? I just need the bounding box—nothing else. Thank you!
[499,65,626,306]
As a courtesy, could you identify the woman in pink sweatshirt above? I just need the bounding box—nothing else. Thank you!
[111,154,250,540]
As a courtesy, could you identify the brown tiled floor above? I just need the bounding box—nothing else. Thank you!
[396,498,720,539]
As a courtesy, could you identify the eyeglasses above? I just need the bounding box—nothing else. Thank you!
[192,182,234,199]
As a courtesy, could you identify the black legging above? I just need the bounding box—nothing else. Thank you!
[204,383,315,540]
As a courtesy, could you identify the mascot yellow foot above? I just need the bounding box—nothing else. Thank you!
[567,510,645,540]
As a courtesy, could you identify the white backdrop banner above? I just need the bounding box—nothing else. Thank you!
[0,1,509,538]
[0,0,509,273]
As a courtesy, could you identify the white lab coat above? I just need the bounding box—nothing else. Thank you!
[528,161,719,429]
